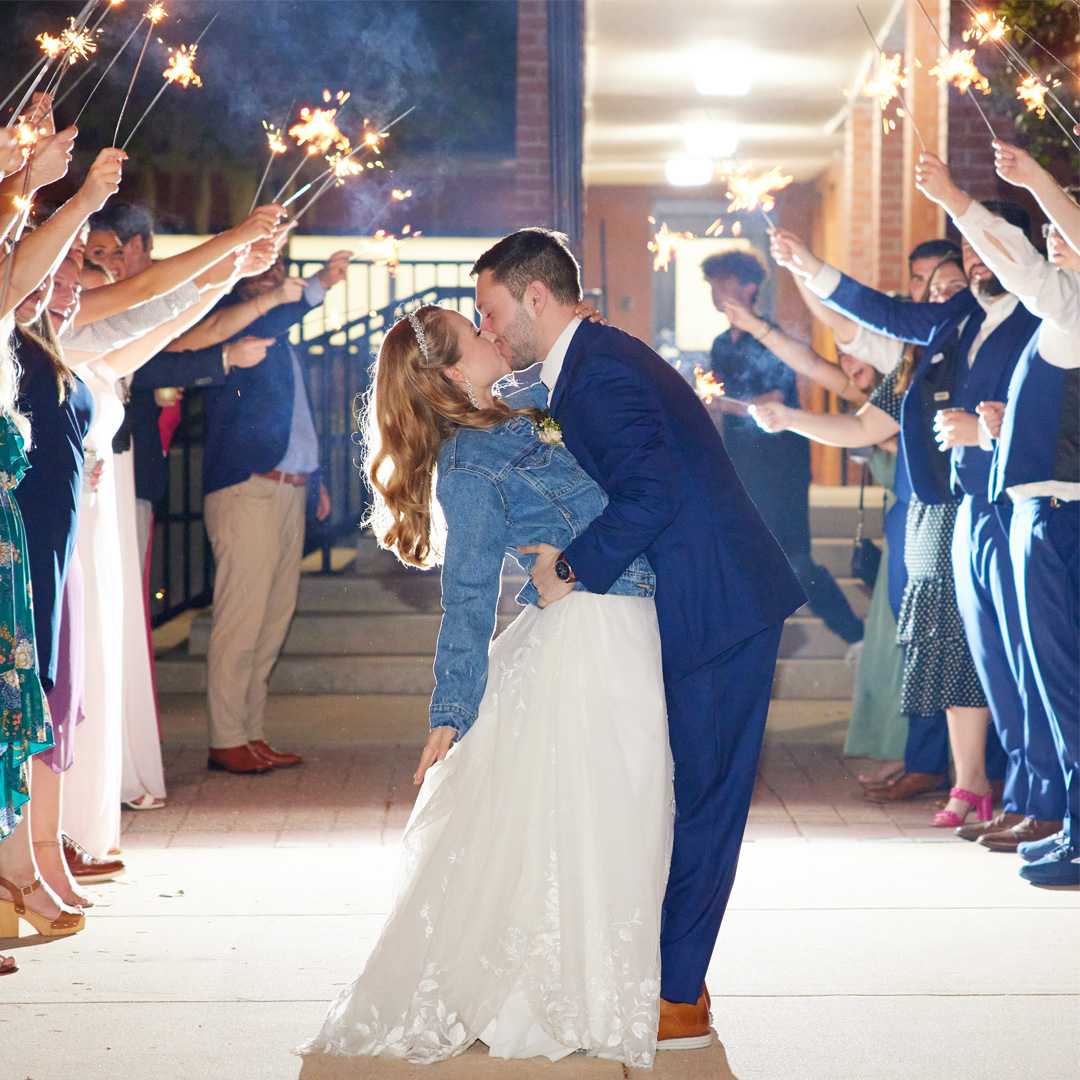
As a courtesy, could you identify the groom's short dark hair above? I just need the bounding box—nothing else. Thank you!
[471,228,582,305]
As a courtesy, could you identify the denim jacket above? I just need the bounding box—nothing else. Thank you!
[429,381,656,737]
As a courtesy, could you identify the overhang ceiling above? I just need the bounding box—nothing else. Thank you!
[584,0,902,186]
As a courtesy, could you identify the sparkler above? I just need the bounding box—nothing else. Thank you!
[693,366,725,404]
[914,0,997,140]
[963,11,1007,44]
[120,14,217,151]
[647,220,695,272]
[52,61,98,110]
[722,164,793,223]
[113,2,168,147]
[281,181,314,208]
[1016,74,1060,121]
[0,59,49,119]
[271,95,352,204]
[249,105,293,214]
[705,218,723,236]
[71,17,144,127]
[391,188,412,201]
[854,6,926,148]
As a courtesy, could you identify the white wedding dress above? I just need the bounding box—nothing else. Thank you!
[304,590,673,1067]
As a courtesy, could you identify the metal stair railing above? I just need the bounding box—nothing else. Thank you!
[149,283,476,628]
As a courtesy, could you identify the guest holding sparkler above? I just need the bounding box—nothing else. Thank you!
[201,250,349,774]
[915,149,1079,885]
[702,249,865,650]
[767,222,1060,841]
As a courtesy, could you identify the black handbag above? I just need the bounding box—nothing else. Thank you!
[851,465,885,588]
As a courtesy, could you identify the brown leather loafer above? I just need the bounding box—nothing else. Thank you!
[956,810,1025,842]
[207,745,274,774]
[863,772,948,803]
[979,817,1063,852]
[248,740,303,768]
[657,991,712,1051]
[61,834,126,884]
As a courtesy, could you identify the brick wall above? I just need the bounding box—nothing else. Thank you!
[514,0,552,228]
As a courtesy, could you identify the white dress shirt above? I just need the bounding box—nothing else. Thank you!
[539,316,582,398]
[843,322,904,375]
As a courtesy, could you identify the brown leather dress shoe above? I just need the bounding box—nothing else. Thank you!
[657,991,712,1051]
[979,817,1063,852]
[207,745,274,774]
[956,810,1025,842]
[863,772,948,803]
[61,835,126,884]
[248,740,303,768]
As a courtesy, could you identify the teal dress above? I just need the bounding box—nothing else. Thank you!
[0,413,53,839]
[843,448,907,762]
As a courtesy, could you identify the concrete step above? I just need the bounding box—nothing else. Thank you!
[155,650,855,700]
[810,503,884,540]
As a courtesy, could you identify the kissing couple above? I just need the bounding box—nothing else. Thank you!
[302,229,804,1067]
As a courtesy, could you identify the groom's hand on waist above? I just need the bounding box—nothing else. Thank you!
[518,543,575,607]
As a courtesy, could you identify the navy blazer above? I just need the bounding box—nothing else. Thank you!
[128,345,228,504]
[552,320,806,681]
[201,295,319,497]
[820,274,1039,504]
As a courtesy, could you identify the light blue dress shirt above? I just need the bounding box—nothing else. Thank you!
[274,277,325,475]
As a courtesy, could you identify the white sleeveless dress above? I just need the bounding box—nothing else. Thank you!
[303,590,673,1068]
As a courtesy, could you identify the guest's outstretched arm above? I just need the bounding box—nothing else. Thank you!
[993,141,1080,257]
[750,399,899,449]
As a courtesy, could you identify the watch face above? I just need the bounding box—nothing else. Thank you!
[555,558,572,582]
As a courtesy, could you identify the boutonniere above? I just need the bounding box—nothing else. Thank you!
[536,411,563,445]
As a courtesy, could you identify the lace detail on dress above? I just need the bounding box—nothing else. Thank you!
[303,593,672,1067]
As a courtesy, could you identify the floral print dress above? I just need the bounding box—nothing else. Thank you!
[0,413,53,839]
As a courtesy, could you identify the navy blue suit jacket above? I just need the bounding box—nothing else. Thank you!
[553,320,805,681]
[821,274,1039,504]
[128,345,227,504]
[201,295,319,497]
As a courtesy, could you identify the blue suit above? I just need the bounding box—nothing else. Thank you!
[552,319,805,1002]
[992,342,1080,848]
[822,275,1058,819]
[202,295,321,498]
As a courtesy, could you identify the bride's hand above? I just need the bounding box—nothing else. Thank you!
[574,302,607,325]
[414,725,456,785]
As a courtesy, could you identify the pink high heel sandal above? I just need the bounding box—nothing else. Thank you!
[930,787,993,828]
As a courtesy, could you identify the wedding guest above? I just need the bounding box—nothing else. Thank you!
[769,222,1057,834]
[916,148,1079,884]
[702,249,864,649]
[201,251,349,774]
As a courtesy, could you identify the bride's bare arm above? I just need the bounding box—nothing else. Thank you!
[750,398,899,448]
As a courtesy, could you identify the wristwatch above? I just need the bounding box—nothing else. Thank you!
[554,555,576,583]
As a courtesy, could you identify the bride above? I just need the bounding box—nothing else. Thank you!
[302,304,673,1067]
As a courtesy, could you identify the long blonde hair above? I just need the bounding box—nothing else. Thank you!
[361,304,541,569]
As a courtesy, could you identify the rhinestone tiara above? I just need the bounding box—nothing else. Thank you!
[406,311,429,361]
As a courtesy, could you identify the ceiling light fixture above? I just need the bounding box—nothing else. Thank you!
[693,51,752,97]
[682,123,739,159]
[664,158,715,187]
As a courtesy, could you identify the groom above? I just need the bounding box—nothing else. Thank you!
[472,229,805,1048]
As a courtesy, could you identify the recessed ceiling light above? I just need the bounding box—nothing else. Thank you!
[664,158,715,187]
[693,51,752,96]
[683,123,739,159]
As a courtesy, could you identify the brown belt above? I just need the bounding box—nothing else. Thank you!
[255,470,309,487]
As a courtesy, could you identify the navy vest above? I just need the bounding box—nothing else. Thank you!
[902,302,1040,504]
[991,331,1080,500]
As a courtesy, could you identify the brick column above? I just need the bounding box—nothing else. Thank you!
[874,120,907,291]
[902,0,949,255]
[843,96,877,282]
[514,0,552,228]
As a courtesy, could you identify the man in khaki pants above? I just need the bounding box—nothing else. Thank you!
[202,251,350,773]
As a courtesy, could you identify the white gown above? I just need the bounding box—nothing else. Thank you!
[62,361,125,857]
[304,591,674,1068]
[114,442,166,805]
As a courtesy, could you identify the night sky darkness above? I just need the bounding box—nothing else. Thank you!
[0,1,518,231]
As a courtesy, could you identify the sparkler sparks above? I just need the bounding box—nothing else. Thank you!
[929,48,990,95]
[263,121,287,156]
[647,219,695,272]
[860,52,906,113]
[163,44,200,88]
[722,165,793,215]
[1017,74,1060,120]
[37,33,64,59]
[12,196,33,214]
[147,2,167,24]
[693,366,725,404]
[705,218,723,236]
[289,107,350,157]
[365,230,404,274]
[58,18,97,65]
[963,11,1007,44]
[391,189,412,201]
[327,151,364,180]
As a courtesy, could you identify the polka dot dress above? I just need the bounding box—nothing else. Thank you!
[870,368,987,714]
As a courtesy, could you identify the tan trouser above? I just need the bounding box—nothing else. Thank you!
[204,475,306,749]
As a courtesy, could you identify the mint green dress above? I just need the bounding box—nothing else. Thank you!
[0,414,53,839]
[843,449,907,762]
